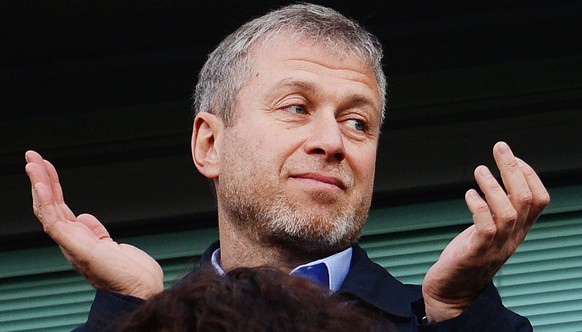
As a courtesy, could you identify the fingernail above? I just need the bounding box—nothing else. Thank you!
[498,142,509,155]
[467,189,480,200]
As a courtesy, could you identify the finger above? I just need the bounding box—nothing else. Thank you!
[25,150,43,164]
[25,151,51,187]
[32,182,68,230]
[26,162,56,216]
[26,151,63,194]
[516,158,551,230]
[30,180,42,220]
[77,213,112,241]
[492,142,532,229]
[465,189,496,247]
[25,153,76,222]
[474,165,516,244]
[43,159,76,220]
[43,160,64,201]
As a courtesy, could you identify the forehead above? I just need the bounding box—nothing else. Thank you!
[253,35,375,78]
[246,36,381,107]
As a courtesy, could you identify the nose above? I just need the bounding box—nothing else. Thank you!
[304,115,346,162]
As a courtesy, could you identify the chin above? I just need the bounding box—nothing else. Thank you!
[264,227,362,257]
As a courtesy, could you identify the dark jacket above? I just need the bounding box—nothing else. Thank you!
[75,242,532,331]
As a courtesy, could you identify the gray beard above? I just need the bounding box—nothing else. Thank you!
[220,188,370,257]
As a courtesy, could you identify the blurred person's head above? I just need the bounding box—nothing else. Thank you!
[118,266,395,331]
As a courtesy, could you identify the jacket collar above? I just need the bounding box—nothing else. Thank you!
[339,244,418,321]
[200,241,417,321]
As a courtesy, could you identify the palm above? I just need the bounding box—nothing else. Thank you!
[421,142,550,322]
[424,224,507,307]
[26,151,163,299]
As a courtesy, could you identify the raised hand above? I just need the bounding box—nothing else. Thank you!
[422,142,550,322]
[25,150,164,299]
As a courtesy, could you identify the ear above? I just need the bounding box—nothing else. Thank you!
[192,112,223,179]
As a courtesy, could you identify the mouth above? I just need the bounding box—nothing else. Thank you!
[290,173,348,191]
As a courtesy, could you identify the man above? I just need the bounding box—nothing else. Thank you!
[25,3,550,331]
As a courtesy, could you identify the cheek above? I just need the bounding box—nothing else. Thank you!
[350,147,377,183]
[255,130,300,165]
[230,127,287,177]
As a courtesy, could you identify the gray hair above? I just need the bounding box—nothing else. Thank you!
[192,3,386,126]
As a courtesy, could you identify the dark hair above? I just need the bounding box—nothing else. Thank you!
[118,266,395,332]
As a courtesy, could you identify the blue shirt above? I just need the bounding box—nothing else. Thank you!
[210,247,352,292]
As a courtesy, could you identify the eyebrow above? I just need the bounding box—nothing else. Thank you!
[341,93,377,111]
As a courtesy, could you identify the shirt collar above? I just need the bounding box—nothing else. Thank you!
[210,247,352,292]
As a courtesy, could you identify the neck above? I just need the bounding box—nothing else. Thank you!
[217,214,318,273]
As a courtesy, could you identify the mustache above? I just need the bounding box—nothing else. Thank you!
[284,162,354,189]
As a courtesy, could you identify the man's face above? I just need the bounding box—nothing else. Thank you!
[216,37,382,256]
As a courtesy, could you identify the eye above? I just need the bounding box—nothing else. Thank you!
[285,105,307,115]
[346,119,366,132]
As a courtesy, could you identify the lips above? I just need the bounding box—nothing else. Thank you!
[290,172,348,190]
